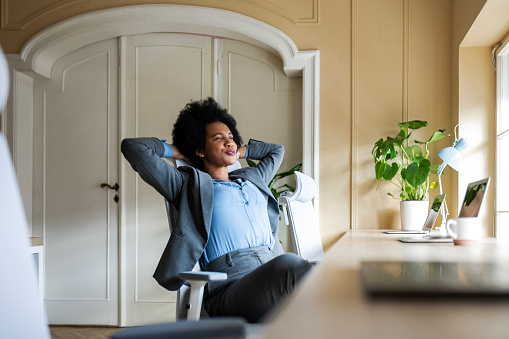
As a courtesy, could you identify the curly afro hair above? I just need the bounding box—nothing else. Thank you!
[172,97,243,170]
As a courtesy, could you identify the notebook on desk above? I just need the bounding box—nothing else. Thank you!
[400,177,490,243]
[385,194,445,235]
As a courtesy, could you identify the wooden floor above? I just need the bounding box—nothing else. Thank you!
[49,326,121,339]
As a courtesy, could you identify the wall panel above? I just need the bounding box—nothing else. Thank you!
[353,0,404,230]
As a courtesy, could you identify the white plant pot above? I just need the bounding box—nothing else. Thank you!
[400,200,429,230]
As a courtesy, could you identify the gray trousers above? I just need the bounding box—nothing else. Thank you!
[203,246,312,323]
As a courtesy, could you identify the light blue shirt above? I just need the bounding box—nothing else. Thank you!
[159,141,262,266]
[200,178,274,266]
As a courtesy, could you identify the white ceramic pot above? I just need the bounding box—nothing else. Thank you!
[400,200,429,230]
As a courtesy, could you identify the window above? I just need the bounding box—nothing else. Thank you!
[496,35,509,241]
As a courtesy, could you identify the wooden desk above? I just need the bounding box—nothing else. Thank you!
[264,230,509,339]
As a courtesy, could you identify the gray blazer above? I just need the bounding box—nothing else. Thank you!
[121,137,285,291]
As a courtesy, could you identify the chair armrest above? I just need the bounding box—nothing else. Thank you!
[178,271,227,321]
[179,271,227,282]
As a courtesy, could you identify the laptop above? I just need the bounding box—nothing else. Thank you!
[360,261,509,296]
[400,177,491,243]
[385,194,446,235]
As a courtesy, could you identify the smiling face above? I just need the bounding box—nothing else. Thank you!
[198,121,238,174]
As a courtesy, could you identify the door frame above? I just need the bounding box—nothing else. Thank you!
[7,4,320,326]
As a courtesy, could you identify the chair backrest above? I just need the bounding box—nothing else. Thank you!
[164,158,242,320]
[278,171,324,262]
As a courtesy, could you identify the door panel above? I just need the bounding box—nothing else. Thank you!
[219,39,303,251]
[38,39,119,325]
[123,33,212,325]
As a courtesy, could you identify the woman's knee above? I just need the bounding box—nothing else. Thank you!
[271,253,312,282]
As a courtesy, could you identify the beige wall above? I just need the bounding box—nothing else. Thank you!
[458,46,496,236]
[1,0,502,245]
[453,0,509,236]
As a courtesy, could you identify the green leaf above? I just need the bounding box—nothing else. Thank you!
[396,128,408,141]
[413,155,425,164]
[383,163,399,180]
[398,120,427,131]
[415,129,450,144]
[372,138,385,157]
[246,159,257,167]
[274,184,296,192]
[401,159,431,188]
[411,145,423,159]
[426,129,449,143]
[403,145,423,161]
[375,161,386,180]
[274,163,302,178]
[268,163,302,196]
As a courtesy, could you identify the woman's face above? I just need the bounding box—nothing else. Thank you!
[198,121,238,170]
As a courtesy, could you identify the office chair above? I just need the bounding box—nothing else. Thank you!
[278,171,324,262]
[164,163,323,321]
[113,165,323,338]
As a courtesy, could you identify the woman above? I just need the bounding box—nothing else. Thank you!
[121,98,311,323]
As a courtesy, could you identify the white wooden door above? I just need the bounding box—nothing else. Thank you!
[218,39,303,250]
[35,39,119,325]
[122,33,213,325]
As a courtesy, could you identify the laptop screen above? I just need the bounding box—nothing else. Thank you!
[422,194,446,232]
[360,261,509,296]
[459,178,490,218]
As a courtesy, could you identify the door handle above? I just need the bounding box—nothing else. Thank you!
[100,183,119,191]
[101,182,119,204]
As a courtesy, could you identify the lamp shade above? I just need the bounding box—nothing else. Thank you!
[437,137,468,171]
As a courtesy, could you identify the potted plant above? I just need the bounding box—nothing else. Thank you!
[372,120,449,230]
[246,160,302,201]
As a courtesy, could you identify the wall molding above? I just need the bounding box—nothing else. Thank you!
[1,0,319,30]
[1,0,80,30]
[350,0,358,230]
[242,0,320,25]
[402,0,409,123]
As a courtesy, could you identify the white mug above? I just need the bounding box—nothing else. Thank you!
[445,217,481,245]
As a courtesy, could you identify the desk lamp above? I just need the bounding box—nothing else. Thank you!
[436,124,469,233]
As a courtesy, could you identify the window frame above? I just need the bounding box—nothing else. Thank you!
[495,35,509,240]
